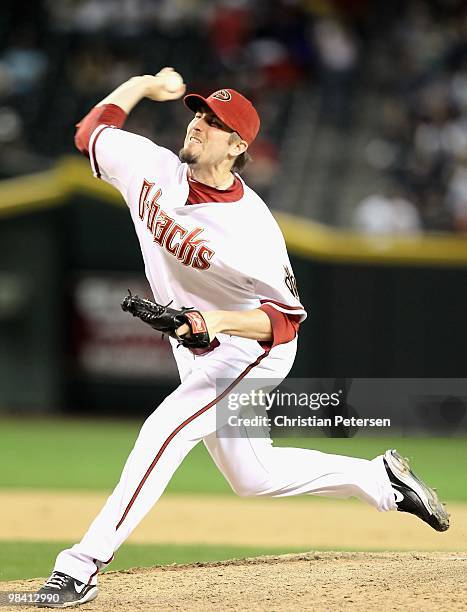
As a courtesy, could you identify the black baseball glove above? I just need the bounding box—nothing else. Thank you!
[121,291,211,349]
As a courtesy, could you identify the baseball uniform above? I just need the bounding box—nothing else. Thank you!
[53,101,396,585]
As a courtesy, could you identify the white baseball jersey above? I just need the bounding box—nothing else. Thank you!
[88,125,307,335]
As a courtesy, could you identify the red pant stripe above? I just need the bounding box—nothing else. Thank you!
[87,555,114,586]
[115,350,270,531]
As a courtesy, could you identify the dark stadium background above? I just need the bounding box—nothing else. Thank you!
[0,0,466,429]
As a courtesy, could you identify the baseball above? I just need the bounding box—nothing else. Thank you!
[162,72,184,93]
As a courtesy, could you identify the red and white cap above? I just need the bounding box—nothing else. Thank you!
[184,89,260,145]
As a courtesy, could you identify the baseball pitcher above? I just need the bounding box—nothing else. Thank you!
[36,68,449,608]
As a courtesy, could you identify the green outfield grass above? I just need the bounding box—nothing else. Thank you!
[1,418,465,501]
[0,541,306,581]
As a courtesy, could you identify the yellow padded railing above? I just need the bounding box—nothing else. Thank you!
[1,156,466,266]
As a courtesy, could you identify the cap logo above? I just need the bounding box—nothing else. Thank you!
[211,90,231,102]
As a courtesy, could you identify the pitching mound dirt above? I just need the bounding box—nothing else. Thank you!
[2,552,466,611]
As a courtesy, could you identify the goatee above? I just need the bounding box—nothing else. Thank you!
[179,147,198,165]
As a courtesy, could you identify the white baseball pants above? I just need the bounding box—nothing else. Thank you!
[54,337,395,585]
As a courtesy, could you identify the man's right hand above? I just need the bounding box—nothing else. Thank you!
[96,68,186,114]
[144,67,186,102]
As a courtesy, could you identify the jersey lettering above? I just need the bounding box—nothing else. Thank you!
[178,227,208,267]
[147,189,162,233]
[193,245,215,270]
[137,180,214,270]
[139,179,155,220]
[153,211,175,246]
[165,224,187,256]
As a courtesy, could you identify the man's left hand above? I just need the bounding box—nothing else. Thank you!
[176,311,224,342]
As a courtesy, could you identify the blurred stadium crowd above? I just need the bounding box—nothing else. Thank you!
[0,0,466,232]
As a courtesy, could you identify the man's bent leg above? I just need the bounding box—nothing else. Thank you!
[205,429,396,511]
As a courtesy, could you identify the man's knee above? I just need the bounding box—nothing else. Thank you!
[229,477,270,498]
[231,484,259,498]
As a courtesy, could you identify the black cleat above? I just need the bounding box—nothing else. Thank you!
[384,449,450,532]
[35,571,98,608]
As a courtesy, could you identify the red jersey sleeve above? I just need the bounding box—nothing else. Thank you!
[259,304,300,348]
[75,104,127,156]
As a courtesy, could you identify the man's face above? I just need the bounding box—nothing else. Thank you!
[180,106,239,167]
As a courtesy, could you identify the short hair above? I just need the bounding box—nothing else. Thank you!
[229,132,252,174]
